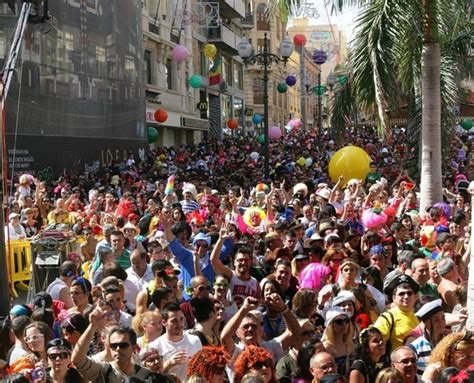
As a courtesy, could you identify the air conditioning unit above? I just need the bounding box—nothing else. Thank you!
[219,81,228,92]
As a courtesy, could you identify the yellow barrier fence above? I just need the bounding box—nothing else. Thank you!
[8,240,33,298]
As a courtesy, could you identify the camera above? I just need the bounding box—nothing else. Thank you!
[31,367,46,380]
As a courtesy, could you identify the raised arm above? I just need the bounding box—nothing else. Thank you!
[72,307,106,366]
[266,293,302,350]
[329,176,344,202]
[210,227,233,280]
[220,296,259,354]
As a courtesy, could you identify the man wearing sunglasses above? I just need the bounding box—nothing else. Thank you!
[72,307,152,382]
[375,275,420,351]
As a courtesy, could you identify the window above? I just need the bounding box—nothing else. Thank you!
[144,50,152,84]
[165,58,173,90]
[256,3,269,30]
[253,78,264,104]
[222,57,232,85]
[233,61,243,89]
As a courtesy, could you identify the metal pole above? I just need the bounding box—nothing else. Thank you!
[263,34,269,180]
[0,77,11,316]
[467,181,474,330]
[299,46,306,131]
[317,70,322,136]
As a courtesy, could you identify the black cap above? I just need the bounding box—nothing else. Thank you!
[319,374,345,383]
[383,274,420,297]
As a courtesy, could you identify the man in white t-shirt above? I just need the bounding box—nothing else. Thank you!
[149,303,202,381]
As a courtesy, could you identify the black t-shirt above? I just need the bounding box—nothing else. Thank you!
[351,357,389,383]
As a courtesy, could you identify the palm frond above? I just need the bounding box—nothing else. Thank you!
[329,75,359,141]
[266,0,302,21]
[350,0,417,136]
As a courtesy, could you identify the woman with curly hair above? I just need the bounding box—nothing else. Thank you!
[187,346,229,383]
[292,288,318,320]
[234,345,277,383]
[349,327,388,383]
[132,311,162,352]
[422,331,474,382]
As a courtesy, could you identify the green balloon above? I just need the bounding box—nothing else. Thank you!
[147,126,158,144]
[189,75,203,89]
[277,83,288,93]
[461,118,473,131]
[313,85,327,96]
[258,134,265,144]
[337,75,348,85]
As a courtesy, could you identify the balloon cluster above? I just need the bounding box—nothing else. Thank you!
[286,118,302,132]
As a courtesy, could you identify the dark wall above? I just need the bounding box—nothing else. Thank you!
[0,0,146,176]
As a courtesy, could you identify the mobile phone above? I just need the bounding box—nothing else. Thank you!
[31,367,46,380]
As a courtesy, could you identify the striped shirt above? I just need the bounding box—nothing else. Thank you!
[409,334,432,380]
[180,199,200,214]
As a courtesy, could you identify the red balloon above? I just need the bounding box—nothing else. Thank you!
[293,34,307,47]
[154,109,168,123]
[227,119,238,130]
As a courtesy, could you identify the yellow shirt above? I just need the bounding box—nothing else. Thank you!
[373,305,419,349]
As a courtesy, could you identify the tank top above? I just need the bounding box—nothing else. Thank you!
[46,278,67,300]
[230,272,259,308]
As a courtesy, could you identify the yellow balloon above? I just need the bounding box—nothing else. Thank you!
[297,157,306,167]
[328,146,371,188]
[204,44,217,58]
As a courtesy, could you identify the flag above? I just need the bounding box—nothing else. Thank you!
[208,56,222,86]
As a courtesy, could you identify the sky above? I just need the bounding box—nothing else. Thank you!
[288,0,361,40]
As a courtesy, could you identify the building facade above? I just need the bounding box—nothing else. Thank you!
[0,1,146,175]
[241,1,290,132]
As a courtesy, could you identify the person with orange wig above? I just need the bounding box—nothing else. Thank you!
[234,345,277,383]
[187,346,229,383]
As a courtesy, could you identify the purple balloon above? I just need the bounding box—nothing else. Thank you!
[171,45,188,61]
[269,126,282,140]
[286,75,297,86]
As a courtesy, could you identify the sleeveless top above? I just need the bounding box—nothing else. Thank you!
[229,272,259,308]
[46,278,67,300]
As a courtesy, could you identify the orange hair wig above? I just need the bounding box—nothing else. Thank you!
[234,345,277,383]
[187,346,230,381]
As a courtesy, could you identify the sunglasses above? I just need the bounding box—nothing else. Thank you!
[251,360,272,369]
[109,342,131,350]
[396,291,414,297]
[198,285,212,292]
[48,351,69,360]
[333,318,350,326]
[241,323,258,330]
[25,334,45,343]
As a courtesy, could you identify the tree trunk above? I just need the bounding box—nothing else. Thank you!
[419,0,442,212]
[419,43,442,212]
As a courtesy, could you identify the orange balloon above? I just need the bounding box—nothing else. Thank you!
[227,119,238,130]
[154,109,168,123]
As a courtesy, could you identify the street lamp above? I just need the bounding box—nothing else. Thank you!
[312,49,328,135]
[238,33,294,180]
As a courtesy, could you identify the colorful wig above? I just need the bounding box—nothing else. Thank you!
[234,346,276,383]
[362,205,387,231]
[188,346,230,382]
[298,262,331,291]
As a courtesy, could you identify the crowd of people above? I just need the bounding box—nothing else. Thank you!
[0,125,473,383]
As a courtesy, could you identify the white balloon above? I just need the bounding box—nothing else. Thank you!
[305,158,313,167]
[250,152,259,160]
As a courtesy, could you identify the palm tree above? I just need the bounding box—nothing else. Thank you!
[268,0,471,212]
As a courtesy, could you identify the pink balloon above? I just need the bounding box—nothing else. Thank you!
[269,126,282,140]
[171,45,188,61]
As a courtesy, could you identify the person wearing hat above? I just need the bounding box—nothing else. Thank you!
[322,306,354,376]
[122,222,140,251]
[408,299,446,380]
[5,212,27,240]
[180,183,199,214]
[135,259,181,315]
[374,275,420,351]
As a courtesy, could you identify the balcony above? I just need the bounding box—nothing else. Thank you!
[217,0,245,19]
[240,13,254,29]
[206,24,241,55]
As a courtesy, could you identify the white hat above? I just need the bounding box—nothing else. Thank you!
[325,306,351,327]
[381,148,389,154]
[182,182,197,198]
[332,291,356,307]
[316,187,331,200]
[293,183,308,197]
[9,213,20,220]
[415,299,443,321]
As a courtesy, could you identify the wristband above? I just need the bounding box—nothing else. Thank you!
[281,307,290,315]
